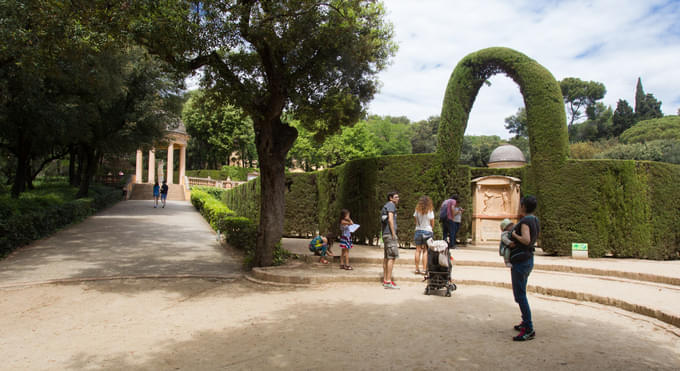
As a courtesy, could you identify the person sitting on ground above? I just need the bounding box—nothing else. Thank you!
[309,233,334,264]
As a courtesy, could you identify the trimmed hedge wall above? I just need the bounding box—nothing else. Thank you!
[0,186,122,258]
[191,188,256,254]
[224,155,680,259]
[191,187,292,266]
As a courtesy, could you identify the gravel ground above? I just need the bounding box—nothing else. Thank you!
[1,279,678,370]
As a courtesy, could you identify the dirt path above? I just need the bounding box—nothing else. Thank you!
[1,279,678,370]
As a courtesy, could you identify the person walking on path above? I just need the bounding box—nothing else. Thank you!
[152,181,160,208]
[413,195,434,275]
[339,209,355,270]
[509,195,540,341]
[381,191,400,289]
[160,180,169,208]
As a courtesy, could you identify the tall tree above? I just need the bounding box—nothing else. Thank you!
[459,135,505,167]
[364,115,412,155]
[182,89,255,169]
[569,102,613,142]
[611,99,636,137]
[504,107,528,138]
[136,1,397,266]
[559,77,606,126]
[634,77,663,121]
[411,116,440,154]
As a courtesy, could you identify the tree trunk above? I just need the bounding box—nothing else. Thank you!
[252,118,297,267]
[11,150,30,198]
[76,147,97,198]
[25,161,34,190]
[69,145,76,186]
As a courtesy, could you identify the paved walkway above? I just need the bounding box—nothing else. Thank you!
[0,200,242,289]
[250,238,680,328]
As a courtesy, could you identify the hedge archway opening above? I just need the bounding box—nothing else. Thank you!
[438,47,568,170]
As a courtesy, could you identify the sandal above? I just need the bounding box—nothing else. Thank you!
[345,265,353,270]
[320,258,329,264]
[340,265,346,269]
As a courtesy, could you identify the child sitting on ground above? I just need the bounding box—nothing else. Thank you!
[309,233,334,264]
[499,218,514,268]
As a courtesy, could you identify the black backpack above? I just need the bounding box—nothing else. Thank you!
[439,199,450,220]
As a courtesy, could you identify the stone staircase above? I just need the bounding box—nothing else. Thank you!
[128,183,185,201]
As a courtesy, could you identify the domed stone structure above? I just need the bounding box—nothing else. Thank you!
[488,144,526,168]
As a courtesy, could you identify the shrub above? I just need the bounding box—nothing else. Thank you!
[620,116,680,144]
[190,187,288,266]
[0,185,121,258]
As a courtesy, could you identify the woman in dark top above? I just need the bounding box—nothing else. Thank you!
[509,195,540,341]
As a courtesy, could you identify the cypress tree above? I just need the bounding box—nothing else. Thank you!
[634,77,645,114]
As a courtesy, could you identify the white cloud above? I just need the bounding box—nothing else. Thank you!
[369,0,680,138]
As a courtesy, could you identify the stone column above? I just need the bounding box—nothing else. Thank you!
[135,150,143,184]
[148,148,155,184]
[167,142,174,184]
[179,144,186,185]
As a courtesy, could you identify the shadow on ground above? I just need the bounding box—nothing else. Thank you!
[60,283,680,371]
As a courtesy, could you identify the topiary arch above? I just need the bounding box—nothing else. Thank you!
[438,47,568,168]
[438,47,569,251]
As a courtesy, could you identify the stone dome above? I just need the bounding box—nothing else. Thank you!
[488,144,526,168]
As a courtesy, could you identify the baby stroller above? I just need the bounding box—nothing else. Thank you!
[424,238,457,297]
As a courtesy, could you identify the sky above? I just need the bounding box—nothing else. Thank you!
[368,0,680,138]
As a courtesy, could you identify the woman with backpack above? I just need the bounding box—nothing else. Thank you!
[439,195,462,248]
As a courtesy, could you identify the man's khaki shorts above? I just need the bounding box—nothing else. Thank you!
[383,235,399,259]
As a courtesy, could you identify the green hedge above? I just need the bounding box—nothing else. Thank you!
[224,154,680,259]
[191,187,292,266]
[0,185,122,258]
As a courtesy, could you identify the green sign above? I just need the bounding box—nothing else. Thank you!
[572,243,588,251]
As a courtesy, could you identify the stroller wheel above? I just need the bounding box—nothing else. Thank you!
[450,283,457,291]
[445,290,451,297]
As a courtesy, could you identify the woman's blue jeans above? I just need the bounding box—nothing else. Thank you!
[511,255,534,330]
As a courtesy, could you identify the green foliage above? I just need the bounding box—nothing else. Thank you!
[438,47,568,169]
[411,116,440,154]
[539,160,679,259]
[0,182,121,257]
[559,77,606,126]
[620,116,680,144]
[568,102,613,142]
[504,107,528,138]
[596,140,680,164]
[634,78,663,122]
[460,135,505,167]
[612,99,636,137]
[190,185,290,267]
[364,115,413,155]
[186,166,257,181]
[288,120,380,170]
[225,151,680,259]
[182,90,256,169]
[570,142,606,159]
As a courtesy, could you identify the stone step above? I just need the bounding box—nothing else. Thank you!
[128,183,185,201]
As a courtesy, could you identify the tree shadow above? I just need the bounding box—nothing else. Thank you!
[62,287,680,370]
[0,200,244,296]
